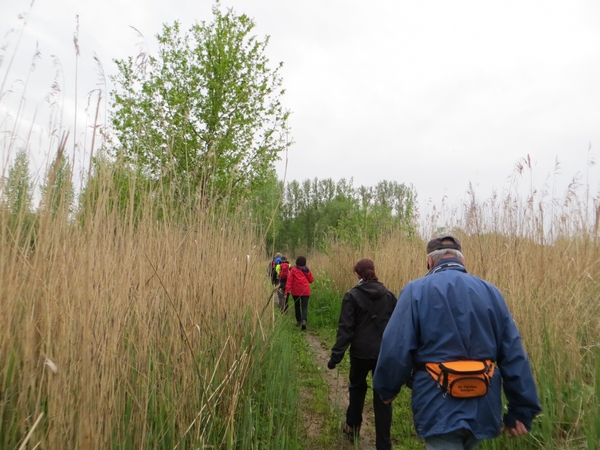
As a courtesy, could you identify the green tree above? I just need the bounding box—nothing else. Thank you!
[243,170,283,253]
[111,4,290,206]
[2,149,37,248]
[3,149,34,217]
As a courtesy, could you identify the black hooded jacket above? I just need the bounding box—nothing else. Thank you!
[330,280,398,363]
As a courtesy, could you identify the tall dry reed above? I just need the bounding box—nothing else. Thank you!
[0,172,273,448]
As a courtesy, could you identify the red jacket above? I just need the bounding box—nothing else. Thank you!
[285,265,314,296]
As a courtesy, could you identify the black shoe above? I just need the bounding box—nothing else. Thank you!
[301,320,307,330]
[343,423,360,442]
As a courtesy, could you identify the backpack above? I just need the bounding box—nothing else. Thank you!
[270,257,281,283]
[278,261,290,279]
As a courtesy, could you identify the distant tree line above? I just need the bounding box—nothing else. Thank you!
[1,147,416,255]
[266,178,417,255]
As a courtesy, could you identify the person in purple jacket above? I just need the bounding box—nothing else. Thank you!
[373,235,541,450]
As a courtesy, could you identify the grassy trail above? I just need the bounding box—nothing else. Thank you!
[303,331,378,450]
[287,310,424,450]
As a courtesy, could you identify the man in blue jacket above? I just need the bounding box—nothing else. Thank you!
[373,235,541,449]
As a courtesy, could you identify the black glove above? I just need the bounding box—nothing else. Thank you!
[327,359,336,370]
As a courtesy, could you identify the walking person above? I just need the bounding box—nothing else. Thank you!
[327,258,397,450]
[269,252,282,287]
[373,235,541,450]
[284,256,314,330]
[276,256,291,312]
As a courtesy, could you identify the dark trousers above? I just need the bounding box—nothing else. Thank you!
[277,279,288,312]
[292,295,309,323]
[347,356,392,450]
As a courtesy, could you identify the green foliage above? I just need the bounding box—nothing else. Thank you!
[242,170,283,252]
[390,388,424,449]
[3,149,34,217]
[339,181,416,244]
[110,4,290,207]
[234,320,302,449]
[1,149,37,248]
[276,178,417,254]
[306,274,344,329]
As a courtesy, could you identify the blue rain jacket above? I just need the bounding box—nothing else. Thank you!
[373,258,541,440]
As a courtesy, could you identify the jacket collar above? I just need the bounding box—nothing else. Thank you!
[426,257,467,276]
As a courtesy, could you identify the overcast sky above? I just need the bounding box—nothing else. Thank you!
[2,0,600,209]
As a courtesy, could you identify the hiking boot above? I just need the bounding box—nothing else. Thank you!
[301,320,307,330]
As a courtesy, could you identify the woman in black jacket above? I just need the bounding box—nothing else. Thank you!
[327,258,397,450]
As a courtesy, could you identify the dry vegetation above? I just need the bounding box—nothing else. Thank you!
[0,182,274,448]
[2,154,599,449]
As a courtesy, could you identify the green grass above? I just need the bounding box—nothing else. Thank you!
[233,318,303,449]
[285,317,340,449]
[307,275,342,329]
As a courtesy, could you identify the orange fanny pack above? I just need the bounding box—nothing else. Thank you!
[425,360,495,398]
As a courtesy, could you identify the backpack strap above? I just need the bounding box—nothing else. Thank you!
[354,296,382,332]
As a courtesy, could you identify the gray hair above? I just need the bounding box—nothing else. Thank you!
[428,248,464,265]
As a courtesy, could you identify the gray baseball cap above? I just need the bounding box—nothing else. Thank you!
[426,235,462,254]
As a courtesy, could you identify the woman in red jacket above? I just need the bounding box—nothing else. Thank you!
[284,256,314,330]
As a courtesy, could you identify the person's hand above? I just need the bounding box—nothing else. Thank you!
[327,359,336,370]
[382,395,397,405]
[503,420,528,438]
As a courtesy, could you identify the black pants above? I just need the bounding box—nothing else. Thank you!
[347,356,392,450]
[292,295,309,323]
[277,279,288,312]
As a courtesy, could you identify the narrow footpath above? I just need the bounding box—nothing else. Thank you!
[303,332,377,450]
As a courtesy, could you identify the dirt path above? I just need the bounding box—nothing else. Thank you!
[304,333,377,450]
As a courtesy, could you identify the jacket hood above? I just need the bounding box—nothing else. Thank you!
[355,280,390,300]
